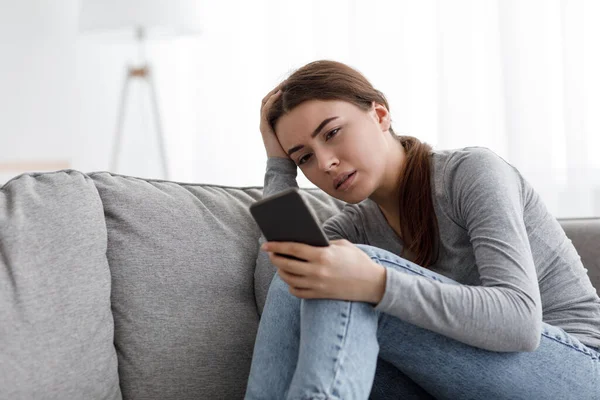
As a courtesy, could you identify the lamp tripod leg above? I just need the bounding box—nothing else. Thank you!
[110,69,132,173]
[147,70,169,180]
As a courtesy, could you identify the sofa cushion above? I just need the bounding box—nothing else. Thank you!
[0,171,120,400]
[91,173,264,399]
[90,172,343,400]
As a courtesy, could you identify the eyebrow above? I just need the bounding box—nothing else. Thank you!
[287,116,339,157]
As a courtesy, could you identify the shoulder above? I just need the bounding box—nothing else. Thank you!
[433,146,512,173]
[432,146,525,220]
[433,146,520,189]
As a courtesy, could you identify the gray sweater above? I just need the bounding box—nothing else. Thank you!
[260,146,600,352]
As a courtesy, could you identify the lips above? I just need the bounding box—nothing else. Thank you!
[334,171,356,190]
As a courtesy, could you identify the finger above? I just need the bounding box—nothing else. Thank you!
[263,241,317,261]
[261,82,285,104]
[260,90,282,117]
[277,268,310,290]
[268,252,309,276]
[262,86,280,103]
[288,285,315,299]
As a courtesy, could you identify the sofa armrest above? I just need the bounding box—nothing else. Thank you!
[559,218,600,292]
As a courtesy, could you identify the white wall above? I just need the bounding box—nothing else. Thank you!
[0,1,78,181]
[73,0,327,187]
[1,1,599,218]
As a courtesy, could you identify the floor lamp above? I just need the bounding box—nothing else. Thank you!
[78,0,202,179]
[111,26,168,178]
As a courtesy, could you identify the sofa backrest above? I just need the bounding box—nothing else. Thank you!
[1,170,598,400]
[558,218,600,292]
[79,173,600,399]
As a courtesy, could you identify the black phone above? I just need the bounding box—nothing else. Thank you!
[250,188,329,261]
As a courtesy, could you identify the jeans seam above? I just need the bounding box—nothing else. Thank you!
[316,300,351,400]
[541,332,600,360]
[369,255,445,283]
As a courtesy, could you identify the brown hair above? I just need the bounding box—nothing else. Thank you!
[269,60,439,267]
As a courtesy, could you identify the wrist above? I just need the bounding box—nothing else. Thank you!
[369,263,387,305]
[266,146,289,159]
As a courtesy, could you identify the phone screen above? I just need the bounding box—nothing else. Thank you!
[249,188,330,248]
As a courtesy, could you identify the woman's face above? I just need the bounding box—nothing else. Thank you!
[275,99,394,204]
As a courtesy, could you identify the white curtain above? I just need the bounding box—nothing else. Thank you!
[78,0,600,218]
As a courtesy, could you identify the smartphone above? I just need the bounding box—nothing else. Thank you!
[250,188,329,260]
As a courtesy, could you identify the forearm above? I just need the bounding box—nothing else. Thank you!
[263,157,298,197]
[374,270,542,352]
[366,262,387,305]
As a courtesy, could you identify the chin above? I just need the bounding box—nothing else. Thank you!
[324,187,370,204]
[340,196,365,204]
[343,193,370,204]
[312,174,371,203]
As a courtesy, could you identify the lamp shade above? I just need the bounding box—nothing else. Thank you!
[78,0,202,37]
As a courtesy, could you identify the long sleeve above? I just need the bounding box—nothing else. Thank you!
[322,204,364,243]
[262,157,299,198]
[373,148,543,352]
[254,157,298,315]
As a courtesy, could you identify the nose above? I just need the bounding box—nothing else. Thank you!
[317,148,339,173]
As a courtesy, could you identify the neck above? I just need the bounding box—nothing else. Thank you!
[369,136,406,219]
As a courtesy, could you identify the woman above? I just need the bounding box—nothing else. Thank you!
[244,60,600,400]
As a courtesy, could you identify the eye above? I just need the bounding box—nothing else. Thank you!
[297,128,340,166]
[325,128,340,141]
[297,153,312,166]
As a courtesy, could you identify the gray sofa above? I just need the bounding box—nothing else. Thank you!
[1,170,598,400]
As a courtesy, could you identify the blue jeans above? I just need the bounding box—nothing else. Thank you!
[245,244,600,400]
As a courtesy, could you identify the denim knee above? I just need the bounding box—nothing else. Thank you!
[353,243,458,285]
[353,243,382,258]
[268,271,298,299]
[353,243,413,269]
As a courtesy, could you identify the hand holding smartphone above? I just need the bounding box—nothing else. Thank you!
[250,188,329,261]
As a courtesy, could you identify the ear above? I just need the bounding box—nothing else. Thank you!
[372,102,391,132]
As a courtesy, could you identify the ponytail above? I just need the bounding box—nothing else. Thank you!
[396,136,439,267]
